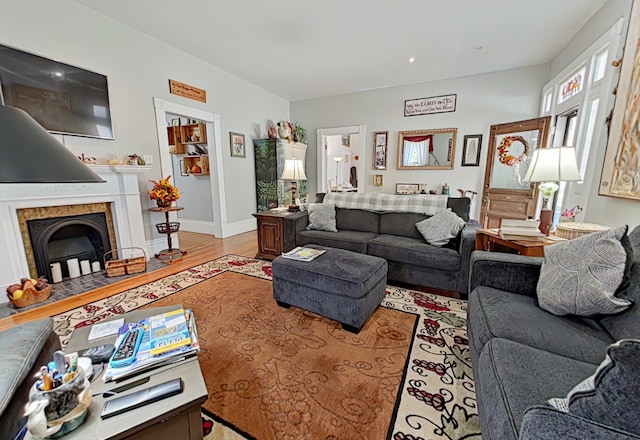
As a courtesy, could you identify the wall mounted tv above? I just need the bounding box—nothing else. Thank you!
[0,44,114,139]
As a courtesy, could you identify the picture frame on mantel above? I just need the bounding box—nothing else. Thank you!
[461,134,482,167]
[229,132,246,158]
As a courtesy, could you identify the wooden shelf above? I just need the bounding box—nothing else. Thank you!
[167,126,185,154]
[181,123,207,144]
[182,156,210,175]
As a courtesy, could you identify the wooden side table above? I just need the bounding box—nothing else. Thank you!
[475,228,561,257]
[149,206,187,261]
[253,210,305,260]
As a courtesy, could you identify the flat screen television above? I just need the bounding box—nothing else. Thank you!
[0,44,114,139]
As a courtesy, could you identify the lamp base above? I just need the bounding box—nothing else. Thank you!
[539,209,553,236]
[288,204,300,212]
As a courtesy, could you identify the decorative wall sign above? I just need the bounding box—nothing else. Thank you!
[395,183,420,194]
[600,0,640,200]
[404,94,456,117]
[169,79,207,103]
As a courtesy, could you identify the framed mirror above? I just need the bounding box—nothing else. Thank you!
[397,128,457,170]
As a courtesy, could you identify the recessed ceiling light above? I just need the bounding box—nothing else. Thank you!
[408,57,415,63]
[474,46,483,50]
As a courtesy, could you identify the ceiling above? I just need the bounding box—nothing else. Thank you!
[72,0,610,102]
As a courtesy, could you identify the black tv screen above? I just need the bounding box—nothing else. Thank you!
[0,44,114,139]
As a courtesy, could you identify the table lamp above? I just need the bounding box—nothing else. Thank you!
[0,105,104,183]
[280,157,307,211]
[523,147,581,236]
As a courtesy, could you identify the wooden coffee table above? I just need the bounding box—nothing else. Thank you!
[64,305,207,440]
[475,228,562,257]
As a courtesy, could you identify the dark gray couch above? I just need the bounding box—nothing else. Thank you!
[468,225,640,439]
[293,196,480,296]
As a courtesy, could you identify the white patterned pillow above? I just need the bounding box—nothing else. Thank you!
[537,226,631,316]
[415,208,466,246]
[306,203,337,232]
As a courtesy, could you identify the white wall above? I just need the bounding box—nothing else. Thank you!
[547,0,639,229]
[291,65,548,219]
[1,0,289,240]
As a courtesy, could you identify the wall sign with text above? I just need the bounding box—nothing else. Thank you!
[169,79,207,103]
[404,94,456,117]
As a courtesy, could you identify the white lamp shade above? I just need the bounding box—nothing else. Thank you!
[523,147,581,183]
[280,158,307,180]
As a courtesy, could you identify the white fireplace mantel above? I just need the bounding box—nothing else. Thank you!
[0,165,152,301]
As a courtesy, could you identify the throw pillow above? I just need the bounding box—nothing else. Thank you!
[548,339,640,435]
[415,208,466,247]
[537,226,632,316]
[306,203,337,232]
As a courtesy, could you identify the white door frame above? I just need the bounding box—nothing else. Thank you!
[153,97,227,237]
[316,125,366,193]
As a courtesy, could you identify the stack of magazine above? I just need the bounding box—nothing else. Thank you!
[499,219,546,241]
[281,246,326,262]
[103,307,200,382]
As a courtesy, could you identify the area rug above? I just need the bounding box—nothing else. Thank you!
[53,255,481,439]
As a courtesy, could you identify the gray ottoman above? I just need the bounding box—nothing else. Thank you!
[272,246,388,333]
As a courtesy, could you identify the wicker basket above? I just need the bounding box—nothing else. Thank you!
[554,222,610,240]
[103,247,147,277]
[7,281,51,308]
[156,222,180,234]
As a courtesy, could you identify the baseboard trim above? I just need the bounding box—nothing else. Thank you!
[179,219,216,235]
[220,218,257,238]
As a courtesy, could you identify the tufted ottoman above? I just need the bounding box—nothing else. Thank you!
[272,246,388,333]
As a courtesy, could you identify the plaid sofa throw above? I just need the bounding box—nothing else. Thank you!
[323,192,448,215]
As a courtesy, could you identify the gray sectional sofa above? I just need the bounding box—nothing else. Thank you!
[468,225,640,439]
[293,194,480,296]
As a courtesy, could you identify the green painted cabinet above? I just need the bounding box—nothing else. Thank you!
[253,139,308,211]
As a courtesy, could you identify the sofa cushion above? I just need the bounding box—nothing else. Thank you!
[368,234,460,271]
[296,230,376,254]
[468,286,613,364]
[537,226,631,316]
[476,338,598,440]
[306,203,337,232]
[446,197,471,222]
[415,208,466,246]
[378,211,428,239]
[0,318,54,416]
[335,208,379,233]
[548,339,640,435]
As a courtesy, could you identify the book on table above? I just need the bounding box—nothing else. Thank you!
[499,219,546,241]
[281,246,326,262]
[103,308,200,382]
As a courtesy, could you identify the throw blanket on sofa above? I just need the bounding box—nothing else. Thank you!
[323,192,448,215]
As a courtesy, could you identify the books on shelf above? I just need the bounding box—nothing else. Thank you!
[103,308,200,382]
[499,218,546,241]
[281,246,326,262]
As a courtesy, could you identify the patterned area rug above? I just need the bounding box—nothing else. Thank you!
[53,255,481,439]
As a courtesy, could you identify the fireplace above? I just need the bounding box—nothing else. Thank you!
[0,165,151,303]
[27,212,113,281]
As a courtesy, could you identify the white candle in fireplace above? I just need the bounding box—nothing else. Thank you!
[50,262,63,283]
[91,261,101,273]
[80,260,91,276]
[67,258,81,279]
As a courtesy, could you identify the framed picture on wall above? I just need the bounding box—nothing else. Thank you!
[395,183,419,194]
[180,160,188,176]
[373,131,388,170]
[461,134,482,166]
[373,174,383,186]
[229,132,246,158]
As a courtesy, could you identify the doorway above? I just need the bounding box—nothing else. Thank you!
[153,98,227,238]
[316,125,366,193]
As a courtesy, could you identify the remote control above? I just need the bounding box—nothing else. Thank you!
[109,328,144,368]
[79,344,115,364]
[100,378,183,419]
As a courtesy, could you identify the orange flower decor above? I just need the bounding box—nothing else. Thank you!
[149,175,181,208]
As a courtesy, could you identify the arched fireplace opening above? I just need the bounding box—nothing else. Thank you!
[28,213,112,282]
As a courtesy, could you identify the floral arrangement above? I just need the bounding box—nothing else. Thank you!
[149,175,181,207]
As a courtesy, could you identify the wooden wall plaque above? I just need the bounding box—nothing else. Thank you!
[169,79,207,103]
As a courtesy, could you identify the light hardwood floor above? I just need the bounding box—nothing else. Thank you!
[0,231,258,332]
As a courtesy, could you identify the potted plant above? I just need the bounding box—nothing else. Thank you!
[293,122,307,144]
[149,175,181,208]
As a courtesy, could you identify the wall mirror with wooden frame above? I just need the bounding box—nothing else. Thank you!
[397,128,457,170]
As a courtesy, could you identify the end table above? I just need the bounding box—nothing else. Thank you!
[149,206,187,261]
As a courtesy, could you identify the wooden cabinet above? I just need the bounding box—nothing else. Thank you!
[253,211,302,260]
[253,139,308,211]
